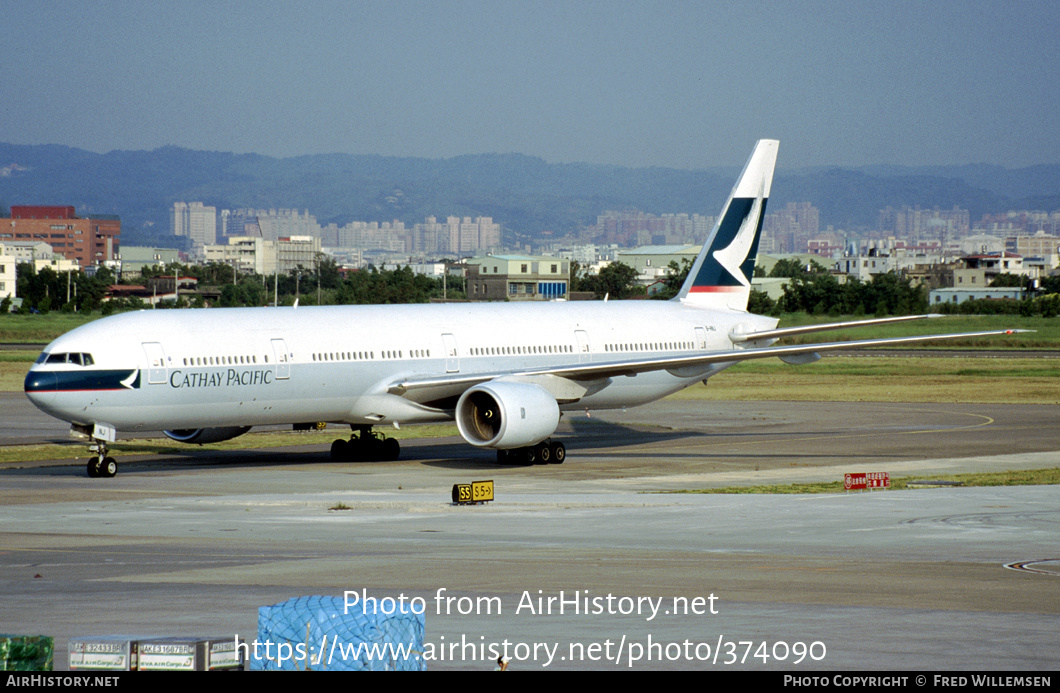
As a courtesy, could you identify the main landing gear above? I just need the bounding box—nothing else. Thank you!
[496,439,565,465]
[330,426,401,462]
[86,440,117,478]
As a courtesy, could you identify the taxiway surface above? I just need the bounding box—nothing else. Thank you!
[1,399,1057,670]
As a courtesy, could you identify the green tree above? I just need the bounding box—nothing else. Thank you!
[747,289,777,315]
[990,273,1032,290]
[1040,275,1060,295]
[650,259,693,300]
[768,257,828,278]
[581,262,641,300]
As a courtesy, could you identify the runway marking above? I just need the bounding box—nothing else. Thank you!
[1003,559,1060,576]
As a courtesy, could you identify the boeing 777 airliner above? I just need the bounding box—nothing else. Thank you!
[24,140,1019,477]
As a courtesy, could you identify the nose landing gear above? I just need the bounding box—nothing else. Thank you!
[87,441,117,478]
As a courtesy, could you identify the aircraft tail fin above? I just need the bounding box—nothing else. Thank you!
[677,139,778,310]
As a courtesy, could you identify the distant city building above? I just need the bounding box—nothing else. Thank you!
[323,220,407,253]
[615,245,700,285]
[806,237,845,257]
[760,202,819,254]
[116,246,182,276]
[172,202,217,247]
[276,235,321,273]
[930,287,1027,305]
[1007,231,1060,269]
[466,255,569,301]
[226,208,320,243]
[954,252,1038,287]
[978,210,1060,237]
[412,216,501,255]
[0,243,16,303]
[960,233,1006,256]
[1,206,119,269]
[205,236,273,275]
[547,244,614,266]
[588,211,714,246]
[878,206,970,241]
[204,235,321,277]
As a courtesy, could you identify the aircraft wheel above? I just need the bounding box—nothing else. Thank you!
[346,441,365,462]
[100,457,117,478]
[524,446,536,465]
[362,437,384,461]
[549,442,566,464]
[87,459,101,478]
[383,437,400,461]
[497,449,508,464]
[535,442,551,464]
[330,439,348,461]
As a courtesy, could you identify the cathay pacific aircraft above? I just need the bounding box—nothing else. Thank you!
[24,140,1019,477]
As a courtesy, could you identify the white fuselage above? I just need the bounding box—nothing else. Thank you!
[26,300,777,433]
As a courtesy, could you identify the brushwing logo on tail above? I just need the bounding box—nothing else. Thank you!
[688,196,766,293]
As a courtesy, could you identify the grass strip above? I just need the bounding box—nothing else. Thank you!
[668,468,1060,494]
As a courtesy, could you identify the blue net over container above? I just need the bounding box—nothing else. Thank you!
[252,595,425,671]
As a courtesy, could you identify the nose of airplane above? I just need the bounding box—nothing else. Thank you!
[24,370,57,409]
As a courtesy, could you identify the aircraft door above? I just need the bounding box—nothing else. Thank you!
[442,333,459,373]
[694,327,708,349]
[271,339,291,379]
[575,330,590,362]
[142,342,168,385]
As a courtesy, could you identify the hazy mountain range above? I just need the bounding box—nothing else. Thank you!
[1,142,1058,249]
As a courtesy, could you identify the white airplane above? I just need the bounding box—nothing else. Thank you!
[24,140,1021,477]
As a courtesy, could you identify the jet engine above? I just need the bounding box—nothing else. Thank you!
[456,381,560,449]
[163,426,252,445]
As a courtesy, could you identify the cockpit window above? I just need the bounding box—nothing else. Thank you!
[40,352,94,367]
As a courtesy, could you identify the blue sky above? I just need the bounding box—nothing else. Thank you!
[2,0,1058,169]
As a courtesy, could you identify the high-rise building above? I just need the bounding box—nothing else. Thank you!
[878,206,969,241]
[225,208,320,242]
[588,211,715,246]
[172,202,217,246]
[411,216,501,255]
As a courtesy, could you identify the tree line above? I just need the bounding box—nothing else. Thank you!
[6,258,467,314]
[6,255,1058,318]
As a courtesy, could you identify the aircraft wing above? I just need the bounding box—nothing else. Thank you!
[387,325,1029,404]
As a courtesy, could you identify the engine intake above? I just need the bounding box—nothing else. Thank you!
[456,381,560,449]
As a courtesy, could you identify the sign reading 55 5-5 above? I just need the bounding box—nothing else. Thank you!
[452,480,494,505]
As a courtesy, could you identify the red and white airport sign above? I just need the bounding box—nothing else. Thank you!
[844,472,890,491]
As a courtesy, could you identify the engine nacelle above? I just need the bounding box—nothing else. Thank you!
[456,381,560,449]
[163,426,252,445]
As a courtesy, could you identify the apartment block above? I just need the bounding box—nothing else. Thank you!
[1,206,120,268]
[466,255,569,301]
